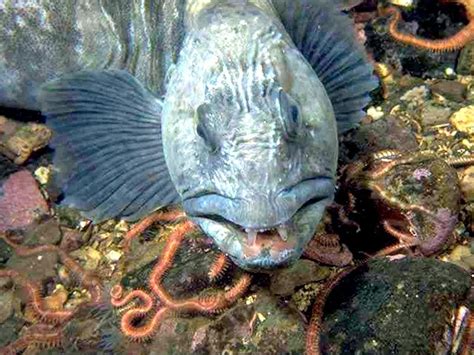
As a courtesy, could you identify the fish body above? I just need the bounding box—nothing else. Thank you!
[0,0,185,109]
[0,0,377,271]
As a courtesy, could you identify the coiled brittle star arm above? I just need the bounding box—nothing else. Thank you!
[111,218,251,342]
[380,0,474,51]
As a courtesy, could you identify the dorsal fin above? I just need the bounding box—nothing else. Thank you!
[40,70,180,222]
[272,0,378,132]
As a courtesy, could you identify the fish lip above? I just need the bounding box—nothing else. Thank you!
[182,176,335,228]
[231,249,298,271]
[191,193,331,236]
[192,196,331,271]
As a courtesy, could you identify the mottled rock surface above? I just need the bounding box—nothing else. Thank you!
[0,170,49,232]
[430,80,466,103]
[270,259,330,297]
[461,166,474,202]
[339,116,418,163]
[320,257,471,354]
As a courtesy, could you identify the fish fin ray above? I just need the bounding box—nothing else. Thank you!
[273,0,378,132]
[40,70,180,222]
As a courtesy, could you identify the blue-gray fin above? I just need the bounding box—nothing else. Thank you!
[40,70,180,222]
[272,0,379,132]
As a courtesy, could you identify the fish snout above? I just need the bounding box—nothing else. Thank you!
[182,176,335,227]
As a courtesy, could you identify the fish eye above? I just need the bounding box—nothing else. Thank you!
[196,103,219,153]
[277,90,301,140]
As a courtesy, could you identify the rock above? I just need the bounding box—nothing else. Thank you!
[54,205,84,229]
[0,317,24,349]
[320,257,471,354]
[70,246,103,272]
[448,245,471,262]
[60,227,85,252]
[420,102,452,126]
[460,166,474,202]
[339,116,418,164]
[461,254,474,270]
[3,219,64,286]
[6,248,58,285]
[34,166,51,185]
[389,0,414,8]
[0,170,49,232]
[270,259,331,296]
[105,249,122,263]
[366,106,384,120]
[375,155,460,255]
[125,233,221,299]
[400,85,429,109]
[43,284,68,311]
[0,117,51,164]
[457,41,474,75]
[0,289,14,324]
[23,218,62,246]
[148,290,305,354]
[430,80,467,103]
[450,106,474,136]
[0,155,18,181]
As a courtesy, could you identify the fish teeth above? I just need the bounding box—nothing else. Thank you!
[245,228,257,246]
[277,226,289,241]
[244,226,290,244]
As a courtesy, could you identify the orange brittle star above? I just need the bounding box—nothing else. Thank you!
[111,214,252,342]
[381,0,474,51]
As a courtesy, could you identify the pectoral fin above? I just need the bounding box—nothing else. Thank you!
[273,0,378,132]
[40,70,180,222]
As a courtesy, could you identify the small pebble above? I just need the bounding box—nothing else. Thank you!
[420,103,452,126]
[43,284,68,310]
[430,80,466,103]
[70,247,103,271]
[115,220,129,234]
[105,249,122,263]
[0,290,14,324]
[460,254,474,270]
[449,245,471,261]
[367,106,384,120]
[389,0,413,7]
[0,170,49,232]
[460,166,474,202]
[34,166,51,185]
[400,86,429,108]
[450,106,474,135]
[444,67,455,76]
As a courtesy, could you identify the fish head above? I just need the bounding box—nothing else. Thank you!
[163,25,338,271]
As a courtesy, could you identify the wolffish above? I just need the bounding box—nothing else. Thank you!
[0,0,377,271]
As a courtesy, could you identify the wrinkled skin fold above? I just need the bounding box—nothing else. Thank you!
[162,2,338,270]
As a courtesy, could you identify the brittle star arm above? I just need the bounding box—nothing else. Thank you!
[380,0,474,52]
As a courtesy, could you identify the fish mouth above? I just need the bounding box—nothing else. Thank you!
[185,179,334,271]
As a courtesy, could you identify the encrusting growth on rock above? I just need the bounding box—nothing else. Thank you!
[381,0,474,51]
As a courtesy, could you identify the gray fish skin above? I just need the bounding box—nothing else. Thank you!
[163,1,337,270]
[0,0,185,109]
[2,0,375,272]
